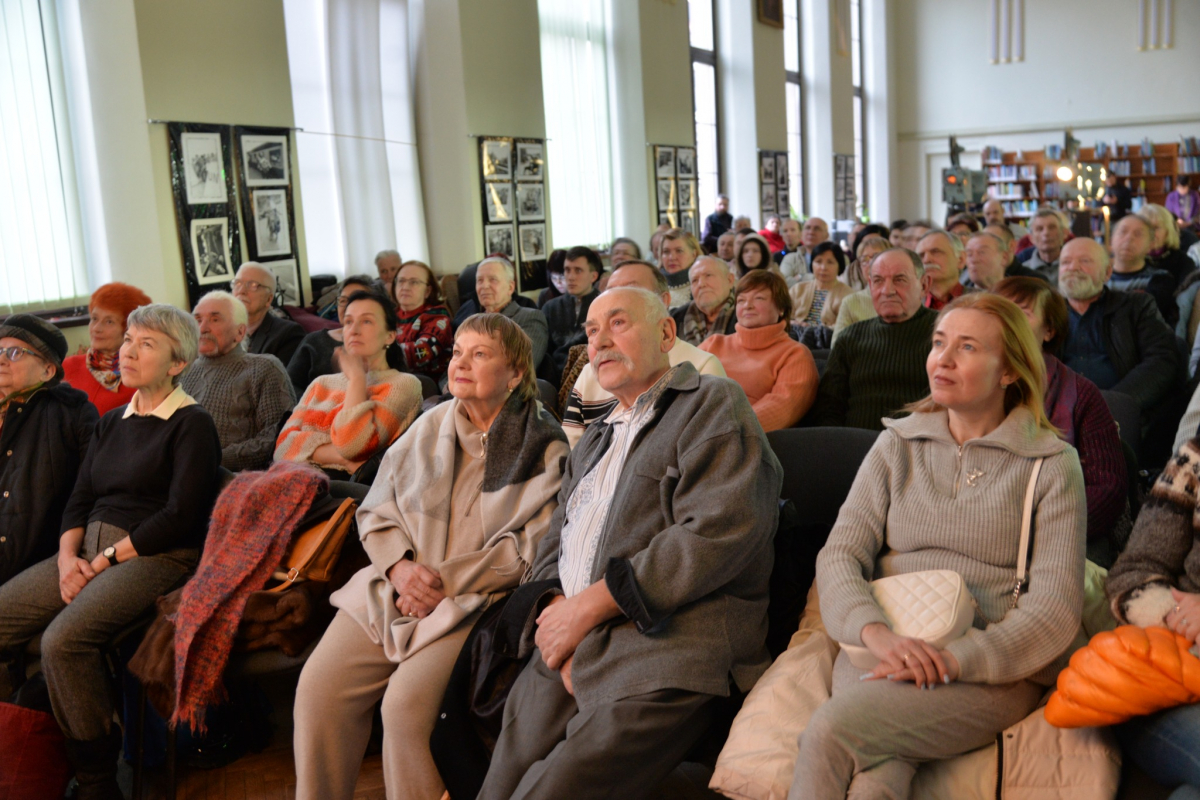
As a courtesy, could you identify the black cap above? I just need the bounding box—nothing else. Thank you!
[0,314,68,381]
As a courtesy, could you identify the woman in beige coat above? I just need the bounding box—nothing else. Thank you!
[293,313,569,800]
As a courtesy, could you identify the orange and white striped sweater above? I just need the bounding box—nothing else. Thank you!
[274,370,422,469]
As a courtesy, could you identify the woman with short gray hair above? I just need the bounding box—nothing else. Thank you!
[0,302,222,798]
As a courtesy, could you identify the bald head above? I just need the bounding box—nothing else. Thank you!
[982,198,1005,227]
[233,262,276,319]
[584,287,676,407]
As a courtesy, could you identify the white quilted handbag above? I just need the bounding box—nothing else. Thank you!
[841,457,1044,670]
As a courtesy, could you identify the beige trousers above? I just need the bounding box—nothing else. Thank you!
[293,609,473,800]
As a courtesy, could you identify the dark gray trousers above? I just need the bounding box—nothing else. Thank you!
[477,653,716,800]
[0,521,196,740]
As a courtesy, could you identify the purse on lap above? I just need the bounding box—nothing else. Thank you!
[840,457,1044,670]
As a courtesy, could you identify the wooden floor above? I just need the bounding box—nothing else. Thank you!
[130,748,385,800]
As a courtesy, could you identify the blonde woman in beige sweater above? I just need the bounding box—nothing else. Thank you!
[790,293,1086,800]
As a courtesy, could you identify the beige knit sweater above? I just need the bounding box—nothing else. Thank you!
[817,407,1087,686]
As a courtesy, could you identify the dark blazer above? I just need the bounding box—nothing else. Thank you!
[0,383,98,585]
[247,311,305,368]
[1067,288,1182,412]
[503,363,782,707]
[543,290,598,376]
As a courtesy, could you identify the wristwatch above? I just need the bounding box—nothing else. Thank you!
[102,546,118,567]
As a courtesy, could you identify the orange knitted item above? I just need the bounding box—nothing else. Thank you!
[1045,625,1200,728]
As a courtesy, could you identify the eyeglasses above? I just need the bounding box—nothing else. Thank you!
[231,279,268,293]
[0,346,43,363]
[394,278,428,288]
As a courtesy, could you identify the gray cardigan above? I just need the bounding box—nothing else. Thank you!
[817,408,1086,686]
[514,363,782,708]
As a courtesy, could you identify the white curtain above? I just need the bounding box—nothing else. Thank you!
[538,0,613,249]
[0,0,88,311]
[283,0,427,277]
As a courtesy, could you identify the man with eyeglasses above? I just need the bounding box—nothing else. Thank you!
[0,315,97,590]
[232,262,304,367]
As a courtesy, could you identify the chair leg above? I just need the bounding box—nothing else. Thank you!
[166,724,177,800]
[132,682,146,800]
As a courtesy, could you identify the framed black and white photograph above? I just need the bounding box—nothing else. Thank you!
[482,139,512,181]
[659,211,676,228]
[761,184,777,215]
[655,146,676,179]
[777,188,790,216]
[776,154,789,188]
[191,218,232,285]
[680,210,697,237]
[516,183,545,221]
[252,189,291,257]
[485,182,513,223]
[657,178,676,211]
[760,154,776,186]
[757,0,784,28]
[263,259,302,306]
[241,134,289,187]
[181,132,227,205]
[516,142,544,181]
[678,180,696,211]
[676,147,697,179]
[519,223,547,261]
[484,223,515,261]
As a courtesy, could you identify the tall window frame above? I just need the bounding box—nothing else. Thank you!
[688,0,721,221]
[850,0,866,219]
[783,0,805,217]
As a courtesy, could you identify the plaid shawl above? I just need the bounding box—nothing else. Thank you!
[171,461,327,730]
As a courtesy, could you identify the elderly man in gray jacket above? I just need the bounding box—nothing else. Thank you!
[479,286,782,799]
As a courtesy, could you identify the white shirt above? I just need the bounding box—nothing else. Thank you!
[557,368,676,596]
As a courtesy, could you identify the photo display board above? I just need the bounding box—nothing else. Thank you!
[478,136,549,292]
[234,125,303,307]
[651,144,699,238]
[167,123,242,308]
[759,149,790,220]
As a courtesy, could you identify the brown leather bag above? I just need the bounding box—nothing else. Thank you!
[268,497,358,593]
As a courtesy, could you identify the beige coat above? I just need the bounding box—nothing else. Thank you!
[789,281,855,327]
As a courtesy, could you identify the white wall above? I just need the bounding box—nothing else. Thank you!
[890,0,1200,223]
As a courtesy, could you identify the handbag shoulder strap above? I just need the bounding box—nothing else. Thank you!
[1011,457,1045,607]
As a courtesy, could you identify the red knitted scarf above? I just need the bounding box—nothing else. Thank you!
[171,461,328,730]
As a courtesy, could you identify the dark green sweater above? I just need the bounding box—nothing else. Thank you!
[810,306,936,430]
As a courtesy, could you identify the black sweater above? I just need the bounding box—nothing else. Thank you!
[61,403,222,555]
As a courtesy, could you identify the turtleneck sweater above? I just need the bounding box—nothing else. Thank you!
[699,320,819,431]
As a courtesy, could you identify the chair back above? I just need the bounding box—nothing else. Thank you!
[415,373,439,400]
[1101,390,1141,449]
[766,427,880,529]
[536,378,560,419]
[441,274,460,316]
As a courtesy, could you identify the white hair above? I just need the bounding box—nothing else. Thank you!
[375,249,401,265]
[604,286,667,326]
[196,289,248,326]
[236,261,276,291]
[919,228,964,260]
[479,256,516,283]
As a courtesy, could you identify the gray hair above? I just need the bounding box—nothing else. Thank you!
[374,249,401,265]
[478,256,516,283]
[967,231,1006,251]
[1137,203,1180,250]
[1031,207,1068,231]
[196,290,248,326]
[691,255,732,277]
[919,228,964,260]
[126,303,200,385]
[236,261,276,291]
[873,248,925,280]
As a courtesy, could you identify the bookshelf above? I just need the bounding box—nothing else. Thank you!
[982,138,1200,222]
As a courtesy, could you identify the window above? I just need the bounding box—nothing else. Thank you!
[850,0,866,219]
[0,0,88,312]
[539,0,613,247]
[688,0,719,218]
[783,0,804,217]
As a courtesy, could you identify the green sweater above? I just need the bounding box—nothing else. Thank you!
[810,306,936,430]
